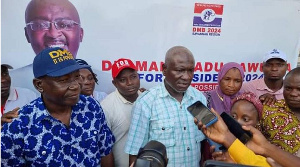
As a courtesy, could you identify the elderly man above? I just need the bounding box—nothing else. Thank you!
[125,46,206,167]
[1,64,36,124]
[260,67,300,156]
[1,47,115,166]
[241,49,288,104]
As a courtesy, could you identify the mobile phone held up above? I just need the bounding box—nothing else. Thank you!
[220,112,253,144]
[187,101,218,127]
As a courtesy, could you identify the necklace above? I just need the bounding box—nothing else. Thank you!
[216,92,224,101]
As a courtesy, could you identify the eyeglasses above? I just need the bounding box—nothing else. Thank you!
[26,20,80,31]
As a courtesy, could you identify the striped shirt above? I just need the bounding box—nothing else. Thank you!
[125,83,206,167]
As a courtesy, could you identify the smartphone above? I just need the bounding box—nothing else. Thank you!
[207,139,225,152]
[187,101,218,127]
[220,112,253,144]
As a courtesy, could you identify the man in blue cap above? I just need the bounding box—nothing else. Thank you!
[1,47,115,167]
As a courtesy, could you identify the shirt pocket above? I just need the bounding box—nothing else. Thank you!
[150,119,175,147]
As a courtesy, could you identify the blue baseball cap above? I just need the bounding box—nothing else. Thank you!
[33,47,90,78]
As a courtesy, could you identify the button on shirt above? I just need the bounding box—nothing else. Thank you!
[1,95,115,167]
[125,83,206,167]
[241,78,284,100]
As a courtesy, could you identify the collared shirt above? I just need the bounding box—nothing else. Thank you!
[100,89,141,167]
[1,95,115,167]
[241,78,284,100]
[260,99,300,155]
[125,83,206,167]
[1,87,36,115]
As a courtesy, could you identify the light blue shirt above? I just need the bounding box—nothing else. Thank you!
[125,82,206,167]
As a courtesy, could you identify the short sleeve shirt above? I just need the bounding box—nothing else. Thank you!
[2,87,37,115]
[1,95,115,167]
[125,83,206,167]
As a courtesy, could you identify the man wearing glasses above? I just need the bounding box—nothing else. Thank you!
[9,0,84,94]
[24,0,83,59]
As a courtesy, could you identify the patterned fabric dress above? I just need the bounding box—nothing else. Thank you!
[260,99,300,155]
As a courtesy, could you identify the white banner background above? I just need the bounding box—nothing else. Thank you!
[2,0,300,94]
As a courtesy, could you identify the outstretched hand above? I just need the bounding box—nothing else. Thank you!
[194,108,235,148]
[242,125,269,156]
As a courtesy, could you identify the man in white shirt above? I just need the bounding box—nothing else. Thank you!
[1,64,36,125]
[100,58,141,167]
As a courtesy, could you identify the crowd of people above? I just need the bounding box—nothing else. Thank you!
[1,0,300,167]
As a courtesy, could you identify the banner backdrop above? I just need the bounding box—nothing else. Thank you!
[2,0,300,94]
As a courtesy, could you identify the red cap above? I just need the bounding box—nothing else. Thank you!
[112,58,137,78]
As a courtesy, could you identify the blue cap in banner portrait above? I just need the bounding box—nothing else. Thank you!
[33,47,90,78]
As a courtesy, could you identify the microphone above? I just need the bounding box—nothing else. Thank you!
[134,140,168,167]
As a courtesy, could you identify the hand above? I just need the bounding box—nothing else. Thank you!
[1,107,19,126]
[194,108,236,147]
[266,157,282,167]
[212,150,235,163]
[259,93,276,105]
[242,125,269,156]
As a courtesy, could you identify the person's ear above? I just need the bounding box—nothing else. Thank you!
[162,63,167,76]
[112,79,116,87]
[33,78,43,93]
[80,28,84,42]
[24,27,31,43]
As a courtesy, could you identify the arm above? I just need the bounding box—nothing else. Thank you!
[1,119,25,166]
[129,155,137,166]
[195,109,270,167]
[100,152,114,167]
[124,97,151,158]
[242,126,300,167]
[227,139,270,166]
[98,105,115,164]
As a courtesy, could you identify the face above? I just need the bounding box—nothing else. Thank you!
[283,74,300,111]
[36,71,82,107]
[25,0,83,57]
[263,59,287,81]
[163,54,195,93]
[219,68,243,96]
[1,67,11,98]
[230,100,259,127]
[113,68,140,98]
[79,69,95,96]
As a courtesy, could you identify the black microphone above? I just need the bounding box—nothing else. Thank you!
[134,140,168,167]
